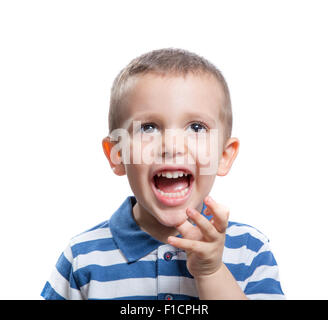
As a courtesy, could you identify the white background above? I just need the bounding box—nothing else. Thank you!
[0,0,327,300]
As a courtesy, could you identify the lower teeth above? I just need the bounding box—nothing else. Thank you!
[157,187,189,198]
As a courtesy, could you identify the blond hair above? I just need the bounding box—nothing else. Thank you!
[108,48,232,143]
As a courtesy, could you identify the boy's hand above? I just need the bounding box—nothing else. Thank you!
[167,196,229,278]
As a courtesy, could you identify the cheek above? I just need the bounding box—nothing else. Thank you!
[187,136,220,175]
[194,174,216,194]
[129,135,159,165]
[124,165,148,198]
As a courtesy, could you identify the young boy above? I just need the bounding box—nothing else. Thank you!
[41,48,284,300]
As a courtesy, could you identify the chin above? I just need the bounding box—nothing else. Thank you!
[155,209,188,228]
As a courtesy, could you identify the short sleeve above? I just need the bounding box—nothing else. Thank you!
[41,243,84,300]
[243,240,285,300]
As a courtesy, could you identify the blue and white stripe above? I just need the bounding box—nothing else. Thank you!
[41,196,284,300]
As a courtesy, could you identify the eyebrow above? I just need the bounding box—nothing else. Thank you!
[124,113,163,132]
[182,112,217,127]
[131,112,163,122]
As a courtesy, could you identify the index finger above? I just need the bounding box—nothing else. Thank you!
[204,196,229,233]
[186,207,219,242]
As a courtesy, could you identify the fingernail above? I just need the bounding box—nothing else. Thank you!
[206,196,212,203]
[167,236,174,243]
[187,207,195,216]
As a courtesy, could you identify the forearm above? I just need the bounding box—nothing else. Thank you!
[195,263,248,300]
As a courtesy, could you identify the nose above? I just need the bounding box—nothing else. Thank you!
[160,128,186,161]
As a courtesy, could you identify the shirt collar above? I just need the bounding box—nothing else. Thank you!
[109,195,207,263]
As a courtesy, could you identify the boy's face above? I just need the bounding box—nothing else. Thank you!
[103,73,239,230]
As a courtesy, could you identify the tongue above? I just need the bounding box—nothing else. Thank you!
[155,176,189,193]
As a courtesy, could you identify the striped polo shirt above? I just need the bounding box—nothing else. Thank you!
[41,196,284,300]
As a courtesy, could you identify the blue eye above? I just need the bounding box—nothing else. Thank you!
[140,123,158,133]
[188,122,208,133]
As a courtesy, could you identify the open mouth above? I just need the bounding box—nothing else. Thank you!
[153,171,193,197]
[151,169,194,206]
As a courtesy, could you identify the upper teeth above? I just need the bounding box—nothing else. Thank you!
[156,171,189,178]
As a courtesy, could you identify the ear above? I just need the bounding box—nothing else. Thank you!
[217,137,240,176]
[102,137,126,176]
